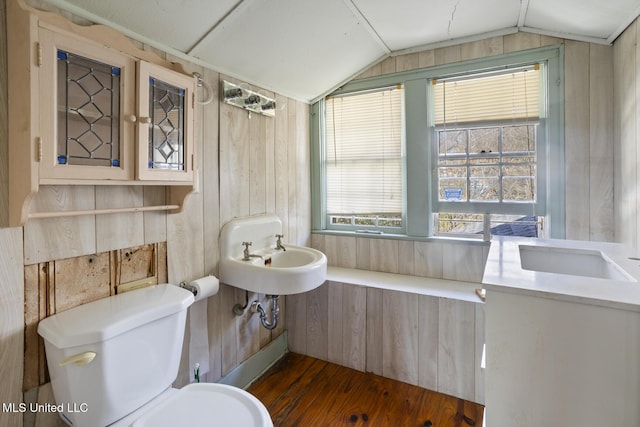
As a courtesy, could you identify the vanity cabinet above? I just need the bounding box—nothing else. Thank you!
[38,28,195,183]
[7,1,197,226]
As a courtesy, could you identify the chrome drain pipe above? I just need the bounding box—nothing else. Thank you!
[250,295,280,330]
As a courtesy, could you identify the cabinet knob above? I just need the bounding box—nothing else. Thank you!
[139,117,152,124]
[125,114,137,123]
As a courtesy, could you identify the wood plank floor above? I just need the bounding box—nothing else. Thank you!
[247,353,484,427]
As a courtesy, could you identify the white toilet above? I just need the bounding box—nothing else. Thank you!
[37,284,273,427]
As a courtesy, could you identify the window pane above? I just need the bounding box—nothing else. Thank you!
[503,125,536,152]
[434,66,540,213]
[325,87,404,228]
[438,129,467,155]
[469,128,499,154]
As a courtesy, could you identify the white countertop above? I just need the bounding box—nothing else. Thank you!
[327,267,483,303]
[482,236,640,311]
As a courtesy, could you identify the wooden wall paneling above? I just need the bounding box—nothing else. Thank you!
[220,283,239,376]
[54,252,111,312]
[142,186,167,244]
[564,40,591,240]
[286,98,299,244]
[418,50,436,68]
[219,77,250,225]
[265,100,276,216]
[23,264,40,391]
[442,242,485,282]
[398,240,415,275]
[306,283,329,361]
[202,69,220,276]
[438,298,476,401]
[249,111,267,216]
[34,383,64,427]
[23,186,96,264]
[355,237,371,270]
[503,32,542,53]
[206,284,223,382]
[285,292,307,354]
[460,36,504,61]
[365,287,383,375]
[342,283,366,371]
[156,242,168,284]
[475,303,486,405]
[0,227,24,427]
[636,24,640,248]
[395,52,420,73]
[327,281,343,364]
[335,235,357,268]
[434,45,461,66]
[614,22,637,246]
[370,238,399,273]
[0,0,7,228]
[414,240,444,279]
[417,294,439,391]
[589,44,615,242]
[296,101,311,246]
[382,290,419,385]
[274,94,290,243]
[95,186,145,252]
[115,244,156,285]
[236,290,261,363]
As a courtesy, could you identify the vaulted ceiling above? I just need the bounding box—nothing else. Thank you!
[38,0,640,102]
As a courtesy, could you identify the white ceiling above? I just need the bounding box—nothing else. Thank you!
[39,0,640,102]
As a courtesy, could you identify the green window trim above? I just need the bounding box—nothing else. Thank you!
[311,44,565,239]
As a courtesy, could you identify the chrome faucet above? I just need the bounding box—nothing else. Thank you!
[275,234,286,251]
[242,242,263,261]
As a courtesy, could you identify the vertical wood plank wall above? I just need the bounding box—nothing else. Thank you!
[614,19,640,248]
[0,2,631,425]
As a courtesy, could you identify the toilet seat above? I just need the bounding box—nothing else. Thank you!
[113,383,273,427]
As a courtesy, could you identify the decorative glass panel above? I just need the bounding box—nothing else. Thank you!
[148,78,185,171]
[57,50,121,167]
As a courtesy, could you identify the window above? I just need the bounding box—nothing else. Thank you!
[311,45,564,239]
[323,86,404,232]
[432,66,544,237]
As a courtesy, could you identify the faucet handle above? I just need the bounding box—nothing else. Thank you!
[242,241,252,248]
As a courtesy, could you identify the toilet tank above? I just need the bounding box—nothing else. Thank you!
[37,284,194,427]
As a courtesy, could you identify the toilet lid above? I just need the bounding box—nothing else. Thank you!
[131,383,273,427]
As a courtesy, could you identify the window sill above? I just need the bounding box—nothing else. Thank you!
[312,229,492,247]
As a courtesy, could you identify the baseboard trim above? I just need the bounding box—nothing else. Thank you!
[218,331,288,389]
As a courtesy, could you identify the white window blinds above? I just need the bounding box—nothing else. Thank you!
[433,66,540,124]
[325,86,404,219]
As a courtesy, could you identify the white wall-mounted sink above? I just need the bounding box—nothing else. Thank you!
[219,215,327,295]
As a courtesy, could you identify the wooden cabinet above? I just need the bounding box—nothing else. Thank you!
[7,1,197,226]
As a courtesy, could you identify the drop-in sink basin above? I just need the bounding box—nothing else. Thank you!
[219,215,327,295]
[519,244,634,281]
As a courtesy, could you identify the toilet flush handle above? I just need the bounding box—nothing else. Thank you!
[59,351,96,367]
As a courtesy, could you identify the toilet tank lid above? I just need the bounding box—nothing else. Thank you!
[37,284,195,349]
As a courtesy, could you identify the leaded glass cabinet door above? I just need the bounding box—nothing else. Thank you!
[39,28,136,181]
[136,61,195,182]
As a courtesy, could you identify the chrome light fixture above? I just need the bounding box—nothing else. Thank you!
[222,80,276,117]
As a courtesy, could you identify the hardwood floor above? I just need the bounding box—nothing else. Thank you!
[247,353,484,427]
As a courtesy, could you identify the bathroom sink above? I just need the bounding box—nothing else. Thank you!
[519,244,634,281]
[219,215,327,295]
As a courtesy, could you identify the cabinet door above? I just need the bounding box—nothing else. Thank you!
[39,28,136,181]
[136,61,195,182]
